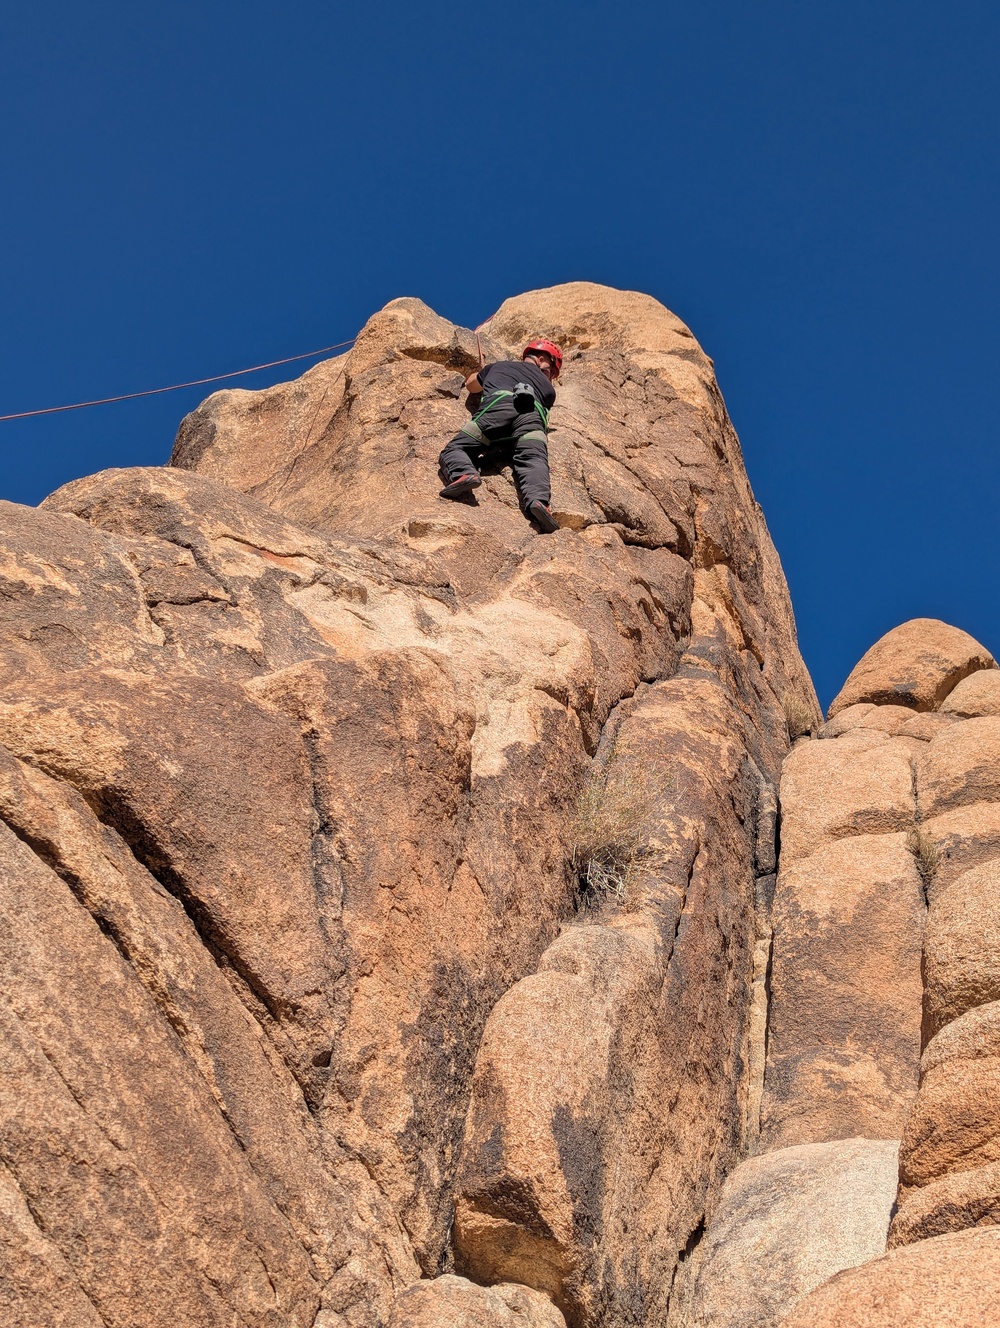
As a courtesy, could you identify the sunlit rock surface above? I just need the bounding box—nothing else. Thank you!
[8,286,1000,1328]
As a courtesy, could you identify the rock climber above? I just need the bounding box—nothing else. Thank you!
[438,338,563,533]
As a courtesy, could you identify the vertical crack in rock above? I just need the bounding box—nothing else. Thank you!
[663,1217,708,1327]
[744,879,776,1156]
[743,764,779,1154]
[906,755,936,912]
[300,724,350,977]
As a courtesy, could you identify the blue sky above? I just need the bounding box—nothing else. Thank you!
[2,0,997,706]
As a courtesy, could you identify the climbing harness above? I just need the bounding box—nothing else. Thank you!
[469,389,550,428]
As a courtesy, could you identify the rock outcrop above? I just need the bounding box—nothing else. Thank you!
[7,282,998,1327]
[0,283,818,1327]
[685,617,998,1327]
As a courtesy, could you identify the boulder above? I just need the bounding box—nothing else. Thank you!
[389,1276,564,1328]
[941,669,1000,717]
[454,920,664,1313]
[684,1138,898,1328]
[827,619,994,718]
[819,701,875,731]
[897,712,962,741]
[921,999,1000,1074]
[820,703,916,738]
[775,736,916,868]
[779,1227,1000,1327]
[923,861,1000,1035]
[761,833,924,1148]
[917,717,1000,819]
[890,1161,1000,1246]
[898,1052,1000,1190]
[895,1004,1000,1237]
[918,802,1000,896]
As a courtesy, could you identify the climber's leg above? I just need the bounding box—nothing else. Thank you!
[439,422,486,491]
[440,396,524,497]
[511,428,552,509]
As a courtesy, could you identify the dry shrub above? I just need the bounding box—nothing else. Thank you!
[907,827,941,897]
[783,692,817,741]
[571,758,670,906]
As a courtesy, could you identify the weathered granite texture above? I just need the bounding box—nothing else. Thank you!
[0,283,817,1328]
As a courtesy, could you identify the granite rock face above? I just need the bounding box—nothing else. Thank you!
[453,674,787,1325]
[688,617,998,1327]
[760,831,924,1148]
[922,862,1000,1034]
[0,283,818,1328]
[776,735,916,867]
[758,693,928,1151]
[682,1139,899,1328]
[6,285,1000,1327]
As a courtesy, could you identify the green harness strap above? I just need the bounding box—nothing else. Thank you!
[471,389,513,423]
[472,389,550,429]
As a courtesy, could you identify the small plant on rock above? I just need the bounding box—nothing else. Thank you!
[571,758,669,906]
[907,827,941,900]
[782,692,817,741]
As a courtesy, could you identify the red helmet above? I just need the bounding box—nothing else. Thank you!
[523,339,563,377]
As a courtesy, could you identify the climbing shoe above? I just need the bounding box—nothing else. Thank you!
[439,473,482,499]
[528,500,560,534]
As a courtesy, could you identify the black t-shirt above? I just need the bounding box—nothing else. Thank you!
[479,359,556,409]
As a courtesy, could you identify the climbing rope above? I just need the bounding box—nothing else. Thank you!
[474,307,500,371]
[2,306,504,425]
[0,337,360,423]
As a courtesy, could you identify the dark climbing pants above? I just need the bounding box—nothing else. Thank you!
[439,397,551,508]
